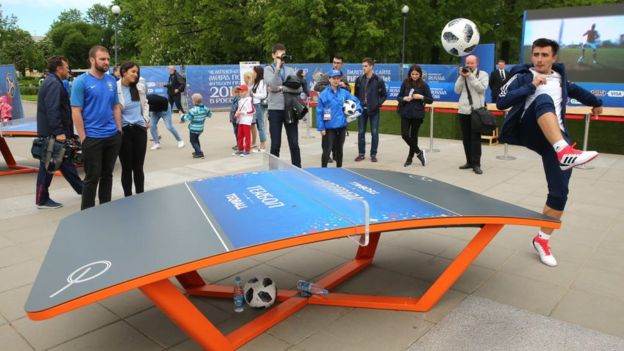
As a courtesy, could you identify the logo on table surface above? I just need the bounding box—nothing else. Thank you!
[49,260,112,299]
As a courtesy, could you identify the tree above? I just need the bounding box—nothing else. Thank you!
[47,22,105,69]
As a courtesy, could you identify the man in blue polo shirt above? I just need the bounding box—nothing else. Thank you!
[71,46,122,210]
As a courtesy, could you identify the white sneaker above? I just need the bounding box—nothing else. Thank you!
[556,143,598,171]
[532,236,558,267]
[150,143,161,150]
[177,140,185,148]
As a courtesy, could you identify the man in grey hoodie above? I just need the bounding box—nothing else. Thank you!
[264,43,301,167]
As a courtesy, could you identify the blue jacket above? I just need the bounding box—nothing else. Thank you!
[182,104,212,133]
[316,87,362,131]
[37,74,73,137]
[496,63,602,146]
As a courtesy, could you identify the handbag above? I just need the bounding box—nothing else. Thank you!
[464,79,496,132]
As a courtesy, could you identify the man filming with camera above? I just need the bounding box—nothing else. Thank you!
[264,43,302,167]
[454,54,489,175]
[35,56,83,209]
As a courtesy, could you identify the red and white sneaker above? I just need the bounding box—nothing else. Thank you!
[532,235,558,267]
[556,143,598,171]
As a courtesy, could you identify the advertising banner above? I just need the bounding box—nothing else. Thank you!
[0,65,24,120]
[186,65,240,108]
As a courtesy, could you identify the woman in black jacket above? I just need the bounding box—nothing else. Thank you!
[397,64,434,167]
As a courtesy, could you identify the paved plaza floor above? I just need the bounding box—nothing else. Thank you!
[1,102,623,350]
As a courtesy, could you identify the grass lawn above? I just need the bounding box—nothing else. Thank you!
[21,95,37,102]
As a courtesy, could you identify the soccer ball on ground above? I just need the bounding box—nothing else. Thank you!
[243,276,277,308]
[441,18,480,57]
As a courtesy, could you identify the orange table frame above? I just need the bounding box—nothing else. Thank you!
[0,135,39,176]
[28,215,558,350]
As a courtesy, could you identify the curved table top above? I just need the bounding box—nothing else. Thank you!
[26,168,559,319]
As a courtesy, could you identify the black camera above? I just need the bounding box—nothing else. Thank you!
[280,55,293,63]
[461,66,470,74]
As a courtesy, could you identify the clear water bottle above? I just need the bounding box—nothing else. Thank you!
[233,276,245,312]
[297,280,328,296]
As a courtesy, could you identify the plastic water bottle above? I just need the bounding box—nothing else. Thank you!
[233,276,245,312]
[297,280,328,296]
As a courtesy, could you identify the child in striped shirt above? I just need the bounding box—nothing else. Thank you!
[181,93,212,158]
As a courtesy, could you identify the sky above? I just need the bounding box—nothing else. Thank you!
[2,0,112,36]
[524,15,624,46]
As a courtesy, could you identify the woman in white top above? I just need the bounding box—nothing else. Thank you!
[251,66,268,152]
[116,61,149,197]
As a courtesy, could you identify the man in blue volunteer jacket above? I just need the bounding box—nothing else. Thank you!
[316,70,362,168]
[497,38,602,267]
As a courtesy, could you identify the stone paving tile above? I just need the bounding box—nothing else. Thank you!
[47,321,161,351]
[474,272,570,316]
[437,237,516,270]
[0,245,34,268]
[124,307,187,348]
[499,251,583,287]
[320,308,434,351]
[0,324,33,351]
[239,333,292,351]
[0,284,30,321]
[551,289,624,338]
[12,304,118,350]
[97,289,154,319]
[264,247,348,279]
[0,260,41,294]
[216,263,305,290]
[196,257,265,284]
[267,305,351,345]
[289,330,367,351]
[572,266,624,303]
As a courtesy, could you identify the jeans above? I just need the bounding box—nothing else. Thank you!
[168,93,185,113]
[81,132,122,210]
[459,113,482,167]
[189,132,202,154]
[322,127,346,167]
[35,158,83,205]
[401,118,423,158]
[357,109,380,156]
[150,108,182,142]
[254,103,267,143]
[268,109,301,167]
[119,125,147,197]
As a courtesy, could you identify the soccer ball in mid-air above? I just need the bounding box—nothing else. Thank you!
[243,276,277,308]
[441,18,480,57]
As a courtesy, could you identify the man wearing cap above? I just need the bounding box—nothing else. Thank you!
[264,43,302,167]
[316,70,362,168]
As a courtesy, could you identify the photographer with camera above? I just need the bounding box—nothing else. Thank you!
[35,56,83,209]
[454,54,489,174]
[264,43,302,167]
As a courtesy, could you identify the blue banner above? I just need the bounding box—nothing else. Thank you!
[141,65,179,97]
[572,83,624,108]
[0,65,25,120]
[186,65,240,108]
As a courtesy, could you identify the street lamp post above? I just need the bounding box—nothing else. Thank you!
[111,5,121,66]
[400,5,409,81]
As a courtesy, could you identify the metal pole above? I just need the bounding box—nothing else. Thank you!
[428,106,439,153]
[496,111,516,160]
[576,113,594,170]
[400,14,406,81]
[114,22,118,66]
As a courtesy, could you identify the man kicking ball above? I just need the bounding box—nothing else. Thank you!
[497,38,602,267]
[577,24,600,64]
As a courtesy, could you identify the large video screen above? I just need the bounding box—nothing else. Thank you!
[522,4,624,84]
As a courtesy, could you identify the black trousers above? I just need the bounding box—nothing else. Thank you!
[268,109,301,168]
[168,93,185,113]
[81,132,122,210]
[119,125,147,197]
[401,118,423,158]
[35,158,83,205]
[459,113,482,167]
[322,127,346,167]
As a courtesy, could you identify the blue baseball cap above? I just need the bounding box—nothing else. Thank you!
[328,69,343,78]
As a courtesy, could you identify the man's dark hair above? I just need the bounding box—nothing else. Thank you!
[272,43,286,53]
[332,54,344,62]
[532,38,559,55]
[88,45,109,59]
[497,59,506,64]
[362,57,375,66]
[47,56,68,73]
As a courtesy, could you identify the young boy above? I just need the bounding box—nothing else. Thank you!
[181,93,212,158]
[229,87,241,152]
[234,85,255,156]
